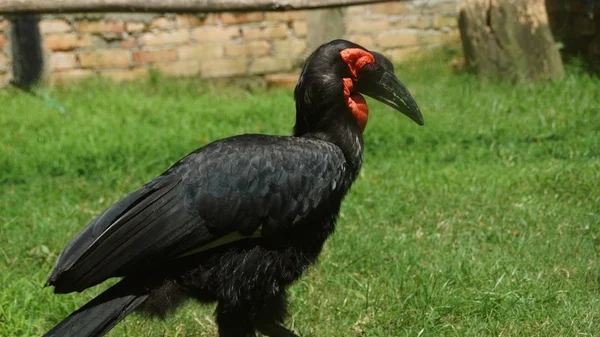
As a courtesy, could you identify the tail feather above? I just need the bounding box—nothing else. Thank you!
[43,280,148,337]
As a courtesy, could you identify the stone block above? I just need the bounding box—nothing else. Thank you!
[224,41,270,58]
[78,20,124,34]
[371,2,408,15]
[434,15,458,29]
[178,44,222,60]
[292,20,307,37]
[249,57,293,75]
[242,24,288,40]
[346,4,371,16]
[346,19,389,34]
[265,11,306,22]
[40,19,72,34]
[155,60,201,77]
[0,33,5,49]
[141,30,190,46]
[347,34,375,48]
[150,17,176,29]
[201,59,247,78]
[79,50,130,68]
[176,15,204,27]
[126,22,145,33]
[44,34,94,51]
[221,12,264,25]
[49,52,76,70]
[273,39,307,58]
[377,31,419,48]
[192,26,239,42]
[132,49,177,64]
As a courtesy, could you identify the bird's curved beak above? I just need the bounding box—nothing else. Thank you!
[356,69,424,126]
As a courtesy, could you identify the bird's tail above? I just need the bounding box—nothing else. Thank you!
[42,279,149,337]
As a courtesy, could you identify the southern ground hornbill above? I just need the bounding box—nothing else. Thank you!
[42,39,423,337]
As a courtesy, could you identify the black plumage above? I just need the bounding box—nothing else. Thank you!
[42,39,423,337]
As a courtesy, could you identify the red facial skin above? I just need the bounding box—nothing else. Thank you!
[339,48,375,133]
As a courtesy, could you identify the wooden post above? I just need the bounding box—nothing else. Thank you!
[458,0,564,82]
[306,8,345,54]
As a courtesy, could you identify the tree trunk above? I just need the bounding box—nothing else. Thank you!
[458,0,564,82]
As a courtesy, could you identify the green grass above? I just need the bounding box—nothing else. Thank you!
[1,49,599,337]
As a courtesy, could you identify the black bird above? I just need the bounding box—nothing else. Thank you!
[42,39,423,337]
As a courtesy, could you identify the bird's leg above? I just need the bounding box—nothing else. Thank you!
[255,292,300,337]
[215,303,256,337]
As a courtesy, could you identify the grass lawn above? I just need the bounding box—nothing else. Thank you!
[1,49,599,337]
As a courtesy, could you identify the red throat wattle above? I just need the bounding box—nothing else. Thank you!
[340,48,375,133]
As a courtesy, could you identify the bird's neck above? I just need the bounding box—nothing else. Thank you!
[294,107,364,172]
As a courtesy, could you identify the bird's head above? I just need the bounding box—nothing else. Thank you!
[294,39,423,136]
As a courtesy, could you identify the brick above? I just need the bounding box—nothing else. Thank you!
[273,39,307,58]
[434,15,458,29]
[422,2,458,15]
[150,17,176,29]
[346,19,389,34]
[347,34,375,48]
[40,19,72,34]
[176,14,204,27]
[192,26,239,42]
[0,34,5,49]
[221,12,264,25]
[392,16,432,30]
[201,59,247,78]
[265,73,299,88]
[292,20,307,37]
[132,49,177,64]
[377,31,419,48]
[44,34,94,51]
[371,2,408,15]
[50,69,95,85]
[242,24,288,40]
[249,57,293,75]
[346,4,371,16]
[79,50,130,68]
[78,20,124,34]
[49,52,76,70]
[102,68,148,82]
[264,11,306,22]
[420,31,446,45]
[389,47,421,62]
[155,60,201,77]
[120,37,137,49]
[141,30,190,46]
[178,44,222,60]
[224,41,270,58]
[126,22,145,33]
[204,13,220,25]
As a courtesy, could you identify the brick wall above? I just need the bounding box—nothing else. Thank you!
[1,0,460,86]
[546,0,600,74]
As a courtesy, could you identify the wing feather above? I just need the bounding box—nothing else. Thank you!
[47,134,349,294]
